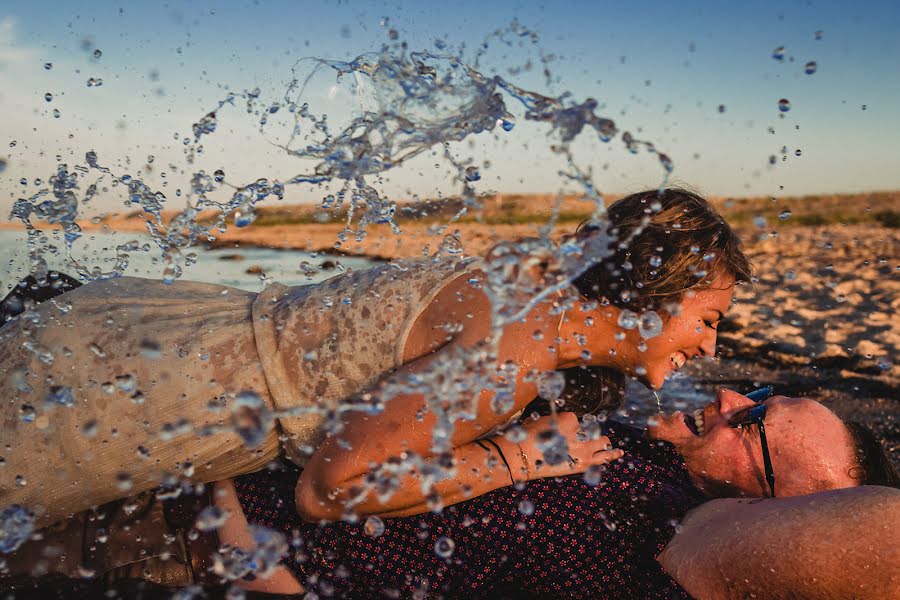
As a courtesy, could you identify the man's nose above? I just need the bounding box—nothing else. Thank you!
[716,388,755,414]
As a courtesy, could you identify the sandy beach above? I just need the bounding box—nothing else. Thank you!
[691,224,898,460]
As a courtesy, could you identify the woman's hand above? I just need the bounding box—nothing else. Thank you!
[498,412,623,483]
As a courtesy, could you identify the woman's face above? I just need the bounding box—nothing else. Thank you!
[629,272,735,389]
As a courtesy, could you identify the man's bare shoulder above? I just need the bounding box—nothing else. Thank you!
[659,486,900,599]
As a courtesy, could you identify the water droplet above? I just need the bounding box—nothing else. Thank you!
[46,385,75,407]
[772,46,785,61]
[537,370,566,401]
[794,149,802,157]
[196,506,229,531]
[617,309,639,330]
[717,105,725,113]
[82,420,98,438]
[777,98,791,112]
[225,586,246,600]
[779,210,792,220]
[434,536,455,558]
[804,61,817,75]
[0,159,6,175]
[214,169,225,182]
[116,472,133,492]
[503,424,527,444]
[139,338,162,359]
[464,166,481,182]
[518,500,535,516]
[814,30,824,40]
[88,342,106,358]
[93,49,102,59]
[114,374,136,393]
[499,113,516,131]
[230,390,273,448]
[638,311,663,339]
[86,77,103,87]
[364,516,385,537]
[0,504,35,553]
[19,404,36,423]
[43,62,52,70]
[44,92,53,102]
[658,153,673,173]
[192,111,217,140]
[234,208,256,227]
[52,108,61,119]
[584,464,604,486]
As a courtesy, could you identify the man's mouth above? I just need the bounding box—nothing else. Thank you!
[683,409,706,436]
[671,352,687,370]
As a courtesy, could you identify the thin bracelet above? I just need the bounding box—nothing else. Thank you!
[482,438,516,486]
[515,443,531,482]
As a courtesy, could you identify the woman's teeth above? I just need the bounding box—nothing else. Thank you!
[671,352,687,369]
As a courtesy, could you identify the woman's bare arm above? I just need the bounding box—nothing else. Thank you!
[294,271,575,521]
[658,486,900,600]
[298,413,623,520]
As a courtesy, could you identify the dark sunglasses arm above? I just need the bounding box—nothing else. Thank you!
[757,421,776,497]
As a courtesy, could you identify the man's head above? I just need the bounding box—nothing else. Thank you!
[647,389,896,497]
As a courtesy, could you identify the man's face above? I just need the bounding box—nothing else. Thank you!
[647,389,858,497]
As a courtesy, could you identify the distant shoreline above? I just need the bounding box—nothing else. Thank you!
[2,191,897,260]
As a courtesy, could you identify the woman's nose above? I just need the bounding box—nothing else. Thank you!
[699,329,718,357]
[716,388,755,414]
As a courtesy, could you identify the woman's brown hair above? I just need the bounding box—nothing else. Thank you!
[554,188,753,415]
[573,188,752,311]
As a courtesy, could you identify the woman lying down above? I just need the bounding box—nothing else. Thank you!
[4,389,898,599]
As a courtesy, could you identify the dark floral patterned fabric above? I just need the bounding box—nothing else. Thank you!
[234,421,705,599]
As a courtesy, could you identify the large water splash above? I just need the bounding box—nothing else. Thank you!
[5,26,675,533]
[10,27,670,290]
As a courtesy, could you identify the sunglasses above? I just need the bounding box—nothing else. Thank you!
[728,386,776,497]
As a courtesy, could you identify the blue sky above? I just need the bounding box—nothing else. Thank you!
[1,0,899,215]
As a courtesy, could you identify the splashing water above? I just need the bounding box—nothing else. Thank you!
[230,390,274,448]
[7,25,680,525]
[11,27,670,291]
[0,504,35,553]
[434,535,455,558]
[211,525,288,581]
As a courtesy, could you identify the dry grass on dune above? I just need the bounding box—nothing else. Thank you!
[76,190,900,230]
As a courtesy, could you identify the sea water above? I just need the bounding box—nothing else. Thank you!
[0,229,374,293]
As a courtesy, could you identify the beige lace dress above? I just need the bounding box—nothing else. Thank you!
[0,256,480,528]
